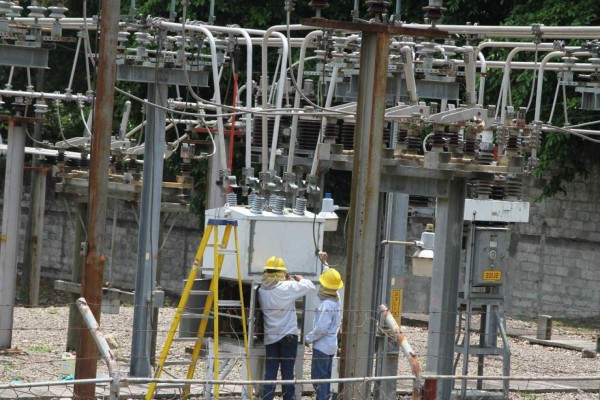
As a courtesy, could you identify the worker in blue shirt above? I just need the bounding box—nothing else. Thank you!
[305,252,343,400]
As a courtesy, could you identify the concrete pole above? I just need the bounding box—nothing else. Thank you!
[425,178,467,400]
[67,201,88,352]
[0,119,26,349]
[338,30,389,399]
[74,0,119,397]
[130,82,167,377]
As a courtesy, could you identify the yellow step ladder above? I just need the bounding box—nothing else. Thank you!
[145,218,253,400]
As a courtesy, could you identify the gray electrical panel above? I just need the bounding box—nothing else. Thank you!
[471,227,509,287]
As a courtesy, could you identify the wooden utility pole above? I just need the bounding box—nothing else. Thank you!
[73,0,120,398]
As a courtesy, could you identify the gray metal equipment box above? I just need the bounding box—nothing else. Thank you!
[471,227,509,287]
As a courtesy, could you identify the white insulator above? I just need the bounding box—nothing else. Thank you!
[293,197,307,216]
[248,192,257,208]
[34,102,48,115]
[226,192,237,207]
[48,5,67,19]
[251,196,264,214]
[271,196,285,215]
[7,4,22,18]
[27,2,46,19]
[0,2,12,15]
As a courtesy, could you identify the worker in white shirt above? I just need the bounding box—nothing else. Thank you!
[258,256,315,400]
[305,252,343,400]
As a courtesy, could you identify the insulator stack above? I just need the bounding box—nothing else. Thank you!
[405,135,422,153]
[463,126,478,157]
[474,179,493,199]
[366,0,390,16]
[128,158,137,171]
[324,121,340,141]
[491,178,505,200]
[478,151,494,165]
[340,121,355,150]
[251,195,265,214]
[293,197,307,215]
[505,175,522,200]
[396,124,409,152]
[248,192,257,208]
[383,126,391,148]
[226,192,238,206]
[115,158,124,174]
[446,126,461,156]
[78,156,89,169]
[271,195,285,214]
[180,163,191,176]
[297,118,321,150]
[431,124,446,151]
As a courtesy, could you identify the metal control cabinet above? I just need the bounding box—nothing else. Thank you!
[204,206,326,281]
[471,227,509,287]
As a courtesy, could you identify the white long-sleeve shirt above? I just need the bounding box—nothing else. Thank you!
[305,297,342,355]
[258,279,315,345]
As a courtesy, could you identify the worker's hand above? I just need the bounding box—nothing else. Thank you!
[318,251,328,265]
[293,274,304,282]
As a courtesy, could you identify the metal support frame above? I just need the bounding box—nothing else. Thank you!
[425,178,467,400]
[67,202,88,352]
[376,193,410,399]
[130,82,168,377]
[339,29,390,399]
[0,119,26,349]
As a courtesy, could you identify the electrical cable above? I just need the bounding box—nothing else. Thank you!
[542,123,600,143]
[524,44,539,114]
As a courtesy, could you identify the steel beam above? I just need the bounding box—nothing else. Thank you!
[130,82,168,377]
[0,119,26,349]
[425,177,467,400]
[376,193,409,399]
[67,202,87,352]
[338,29,389,399]
[0,44,49,68]
[74,0,119,397]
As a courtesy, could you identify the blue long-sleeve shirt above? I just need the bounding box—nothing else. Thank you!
[305,297,342,355]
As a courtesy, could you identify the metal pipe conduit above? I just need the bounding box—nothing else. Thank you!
[400,46,418,105]
[155,20,228,172]
[288,30,323,174]
[401,23,600,39]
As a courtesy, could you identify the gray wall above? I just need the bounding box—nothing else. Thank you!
[9,166,600,318]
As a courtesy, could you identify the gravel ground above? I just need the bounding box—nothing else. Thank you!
[1,302,599,399]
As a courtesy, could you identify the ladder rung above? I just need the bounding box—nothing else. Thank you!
[217,249,238,255]
[222,314,243,320]
[173,337,203,342]
[181,312,213,319]
[164,360,195,366]
[189,290,212,296]
[155,383,188,389]
[218,300,242,307]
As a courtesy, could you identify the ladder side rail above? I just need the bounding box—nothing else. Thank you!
[234,225,254,399]
[183,224,234,395]
[145,224,215,400]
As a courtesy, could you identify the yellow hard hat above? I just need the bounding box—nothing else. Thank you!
[319,268,343,290]
[264,256,286,271]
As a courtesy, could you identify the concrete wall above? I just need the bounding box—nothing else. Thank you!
[8,165,600,318]
[505,167,600,318]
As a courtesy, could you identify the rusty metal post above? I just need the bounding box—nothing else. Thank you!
[338,29,389,399]
[74,0,120,398]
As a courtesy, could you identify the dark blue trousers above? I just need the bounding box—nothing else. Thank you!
[263,335,298,400]
[311,348,334,400]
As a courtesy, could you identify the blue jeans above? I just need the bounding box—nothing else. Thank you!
[311,348,334,400]
[263,335,298,400]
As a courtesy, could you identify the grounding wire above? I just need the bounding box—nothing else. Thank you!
[547,72,562,124]
[524,44,539,115]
